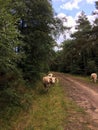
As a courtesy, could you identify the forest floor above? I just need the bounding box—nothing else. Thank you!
[55,72,98,130]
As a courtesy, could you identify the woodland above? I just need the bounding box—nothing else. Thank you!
[0,0,98,129]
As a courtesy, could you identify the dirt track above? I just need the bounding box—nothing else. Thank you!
[55,72,98,130]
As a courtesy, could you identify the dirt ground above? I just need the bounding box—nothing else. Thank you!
[54,72,98,130]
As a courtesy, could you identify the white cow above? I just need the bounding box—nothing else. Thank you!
[42,76,52,90]
[42,73,59,90]
[91,73,97,83]
[50,76,59,86]
[50,77,56,84]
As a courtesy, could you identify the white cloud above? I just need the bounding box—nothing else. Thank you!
[52,0,65,2]
[75,11,82,18]
[87,15,95,24]
[55,10,98,44]
[87,10,98,25]
[56,34,65,44]
[75,10,98,25]
[52,0,98,45]
[60,0,82,10]
[57,13,76,27]
[57,13,67,18]
[65,16,76,27]
[56,13,77,43]
[52,0,60,1]
[56,13,68,25]
[86,0,96,4]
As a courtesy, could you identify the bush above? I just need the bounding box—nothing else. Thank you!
[87,60,97,74]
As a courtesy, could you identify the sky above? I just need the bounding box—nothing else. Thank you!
[52,0,98,44]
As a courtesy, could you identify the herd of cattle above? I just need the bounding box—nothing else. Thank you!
[42,72,97,90]
[42,73,58,91]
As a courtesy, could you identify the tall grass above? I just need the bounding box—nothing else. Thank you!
[0,79,92,130]
[23,81,90,130]
[24,82,66,130]
[0,81,34,130]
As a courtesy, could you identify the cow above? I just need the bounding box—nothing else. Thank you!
[91,73,97,83]
[42,76,52,90]
[42,73,59,90]
[50,76,57,84]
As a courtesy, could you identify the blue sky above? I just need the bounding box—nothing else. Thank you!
[52,0,96,17]
[52,0,98,44]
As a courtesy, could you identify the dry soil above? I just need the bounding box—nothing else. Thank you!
[55,72,98,130]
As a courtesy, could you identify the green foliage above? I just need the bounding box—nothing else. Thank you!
[0,79,34,129]
[87,60,97,74]
[95,1,98,9]
[56,6,98,75]
[14,0,64,81]
[0,0,64,83]
[0,1,65,129]
[0,0,22,75]
[50,50,64,71]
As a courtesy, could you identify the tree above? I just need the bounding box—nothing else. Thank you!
[57,6,98,75]
[16,0,64,81]
[91,2,98,72]
[70,11,92,74]
[0,0,22,80]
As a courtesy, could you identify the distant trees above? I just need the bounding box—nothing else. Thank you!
[51,2,98,75]
[70,11,92,74]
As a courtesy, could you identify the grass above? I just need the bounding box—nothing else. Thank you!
[66,73,93,83]
[24,82,66,130]
[0,81,34,130]
[18,81,90,130]
[0,78,92,130]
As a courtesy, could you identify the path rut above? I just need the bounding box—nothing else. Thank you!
[54,72,98,129]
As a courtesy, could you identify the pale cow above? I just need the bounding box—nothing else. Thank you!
[42,76,52,90]
[91,73,97,83]
[50,76,59,85]
[50,77,56,84]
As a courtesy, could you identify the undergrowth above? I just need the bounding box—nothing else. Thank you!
[0,77,92,130]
